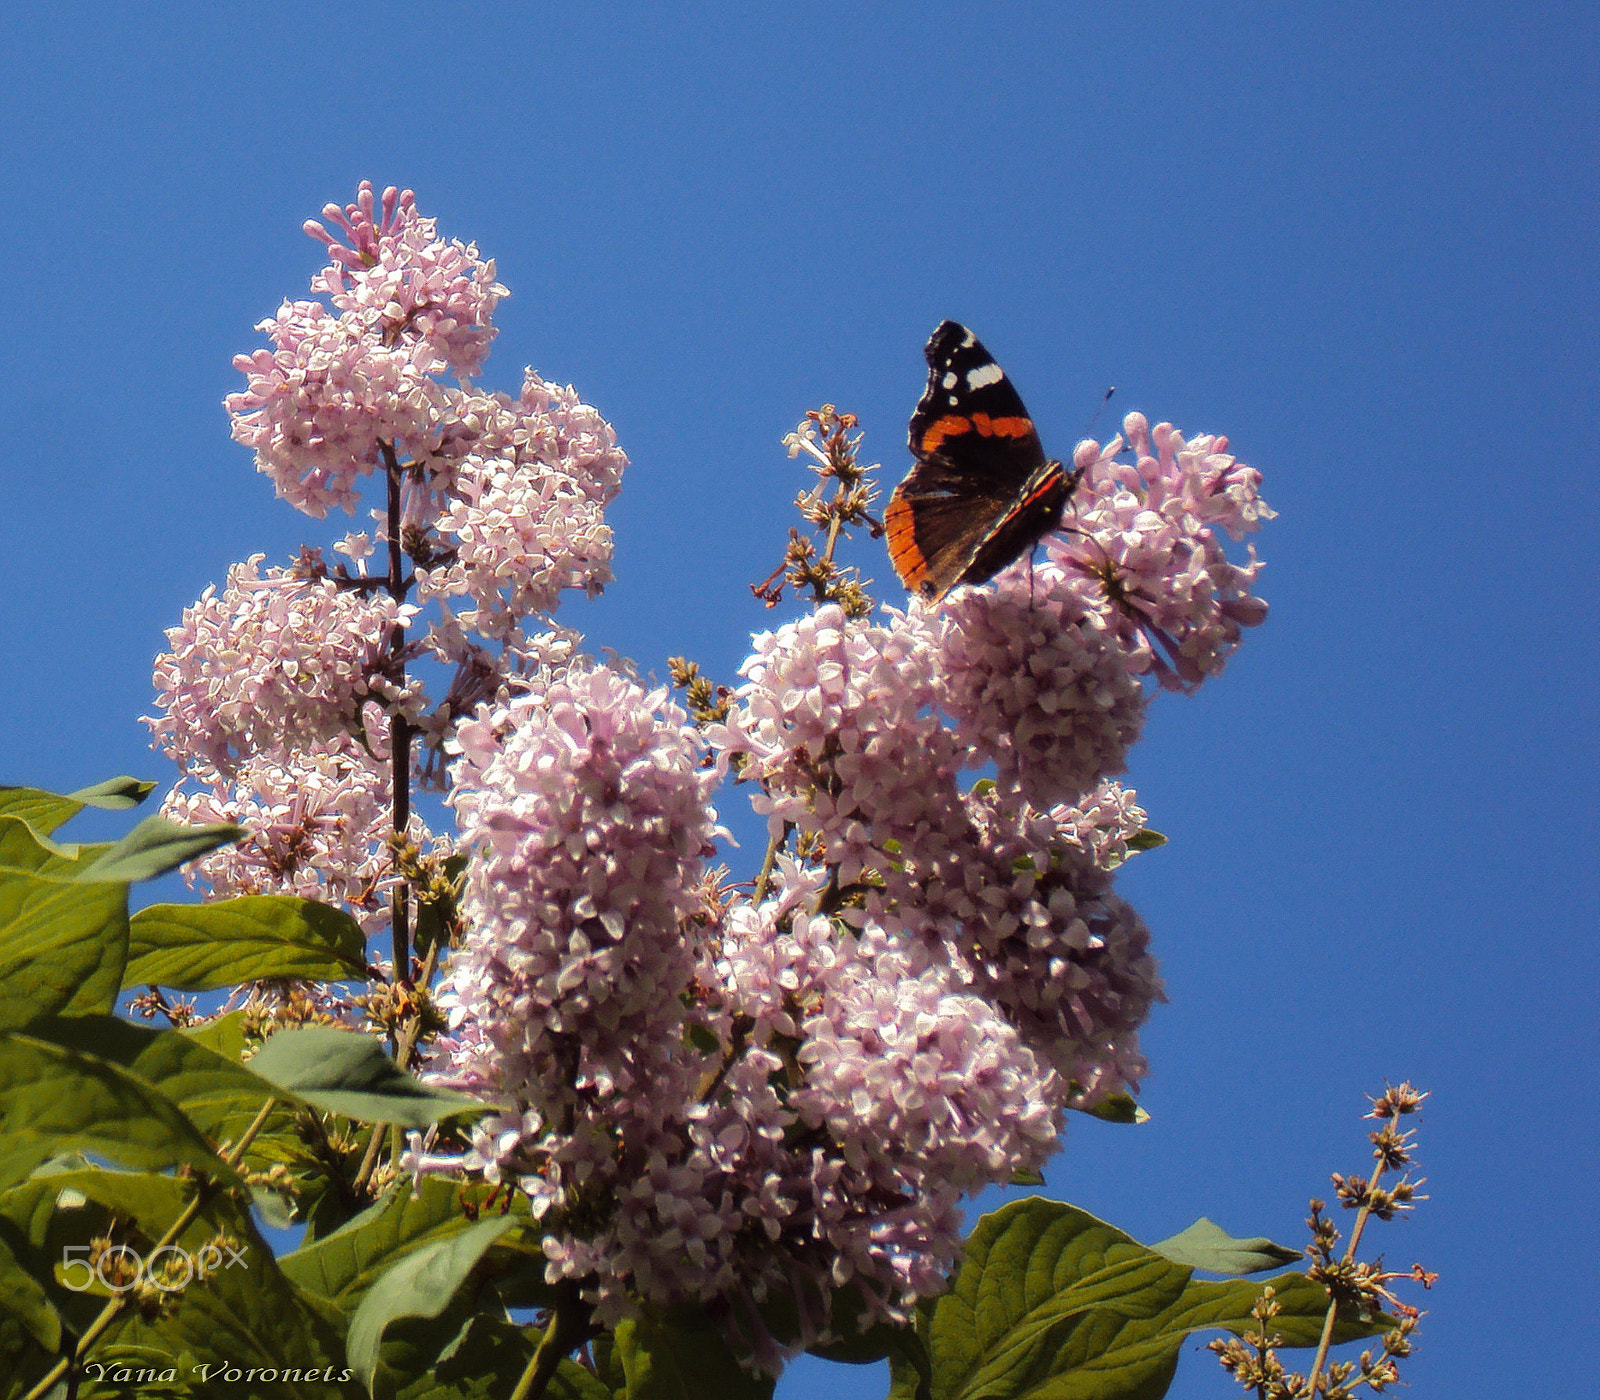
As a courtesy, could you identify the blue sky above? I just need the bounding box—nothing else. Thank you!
[2,3,1595,1396]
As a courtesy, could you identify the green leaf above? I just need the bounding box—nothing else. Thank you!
[182,1009,249,1061]
[24,1015,287,1148]
[891,1198,1390,1400]
[889,1198,1188,1400]
[609,1311,775,1400]
[1009,1167,1048,1186]
[0,780,151,861]
[1124,830,1166,853]
[67,777,158,811]
[75,815,241,885]
[1069,1093,1149,1126]
[0,1164,349,1396]
[346,1214,520,1392]
[807,1303,929,1376]
[1021,1270,1385,1400]
[383,1311,607,1400]
[127,896,370,992]
[1148,1218,1302,1276]
[247,1027,481,1128]
[0,1220,60,1353]
[0,834,128,1028]
[282,1178,502,1313]
[0,1032,236,1191]
[0,789,83,852]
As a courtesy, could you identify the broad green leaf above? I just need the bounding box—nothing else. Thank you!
[0,848,128,1028]
[1070,1094,1149,1126]
[610,1311,775,1400]
[0,776,155,846]
[890,1199,1187,1400]
[0,1168,131,1368]
[0,1221,60,1353]
[1010,1270,1386,1400]
[27,1016,327,1224]
[183,1009,249,1061]
[809,1314,930,1377]
[0,1032,236,1191]
[281,1178,502,1312]
[346,1214,520,1392]
[127,896,370,992]
[1148,1219,1301,1276]
[384,1312,605,1400]
[890,1198,1390,1400]
[247,1027,480,1128]
[0,779,151,862]
[0,1165,345,1396]
[0,794,80,857]
[0,817,111,885]
[68,778,158,811]
[1124,830,1166,853]
[25,1015,288,1148]
[75,815,241,885]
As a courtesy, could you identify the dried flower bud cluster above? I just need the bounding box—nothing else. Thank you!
[148,184,1277,1371]
[1212,1085,1432,1398]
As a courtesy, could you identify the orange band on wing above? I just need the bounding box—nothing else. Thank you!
[918,412,1034,453]
[970,413,1035,439]
[919,415,973,454]
[884,490,930,589]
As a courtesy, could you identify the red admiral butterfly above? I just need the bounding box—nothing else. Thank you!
[886,321,1078,602]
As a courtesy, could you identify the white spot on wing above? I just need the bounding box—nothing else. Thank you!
[941,372,957,389]
[960,330,975,347]
[967,363,1004,389]
[947,394,958,405]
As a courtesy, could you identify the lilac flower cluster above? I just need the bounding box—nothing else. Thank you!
[152,185,628,927]
[418,402,1270,1359]
[161,737,401,933]
[149,553,407,777]
[153,183,1277,1372]
[1053,413,1273,689]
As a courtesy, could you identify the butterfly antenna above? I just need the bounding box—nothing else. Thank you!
[1082,385,1116,438]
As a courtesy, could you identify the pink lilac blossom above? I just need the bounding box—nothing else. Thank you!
[659,903,1059,1357]
[227,299,450,517]
[707,604,969,887]
[146,554,412,776]
[927,786,1164,1100]
[422,665,727,1324]
[788,922,1060,1191]
[442,664,720,1064]
[410,618,586,779]
[306,181,507,379]
[1052,778,1151,869]
[543,901,1058,1357]
[1050,413,1273,690]
[416,372,627,640]
[160,736,414,936]
[923,570,1147,810]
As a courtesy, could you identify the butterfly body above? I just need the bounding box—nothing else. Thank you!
[886,321,1076,602]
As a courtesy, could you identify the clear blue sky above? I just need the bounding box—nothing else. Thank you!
[3,4,1594,1396]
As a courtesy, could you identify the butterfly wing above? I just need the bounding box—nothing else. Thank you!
[888,321,1068,601]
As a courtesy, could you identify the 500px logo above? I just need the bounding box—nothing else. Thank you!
[59,1241,248,1292]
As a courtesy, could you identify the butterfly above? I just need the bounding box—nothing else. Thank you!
[886,321,1079,603]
